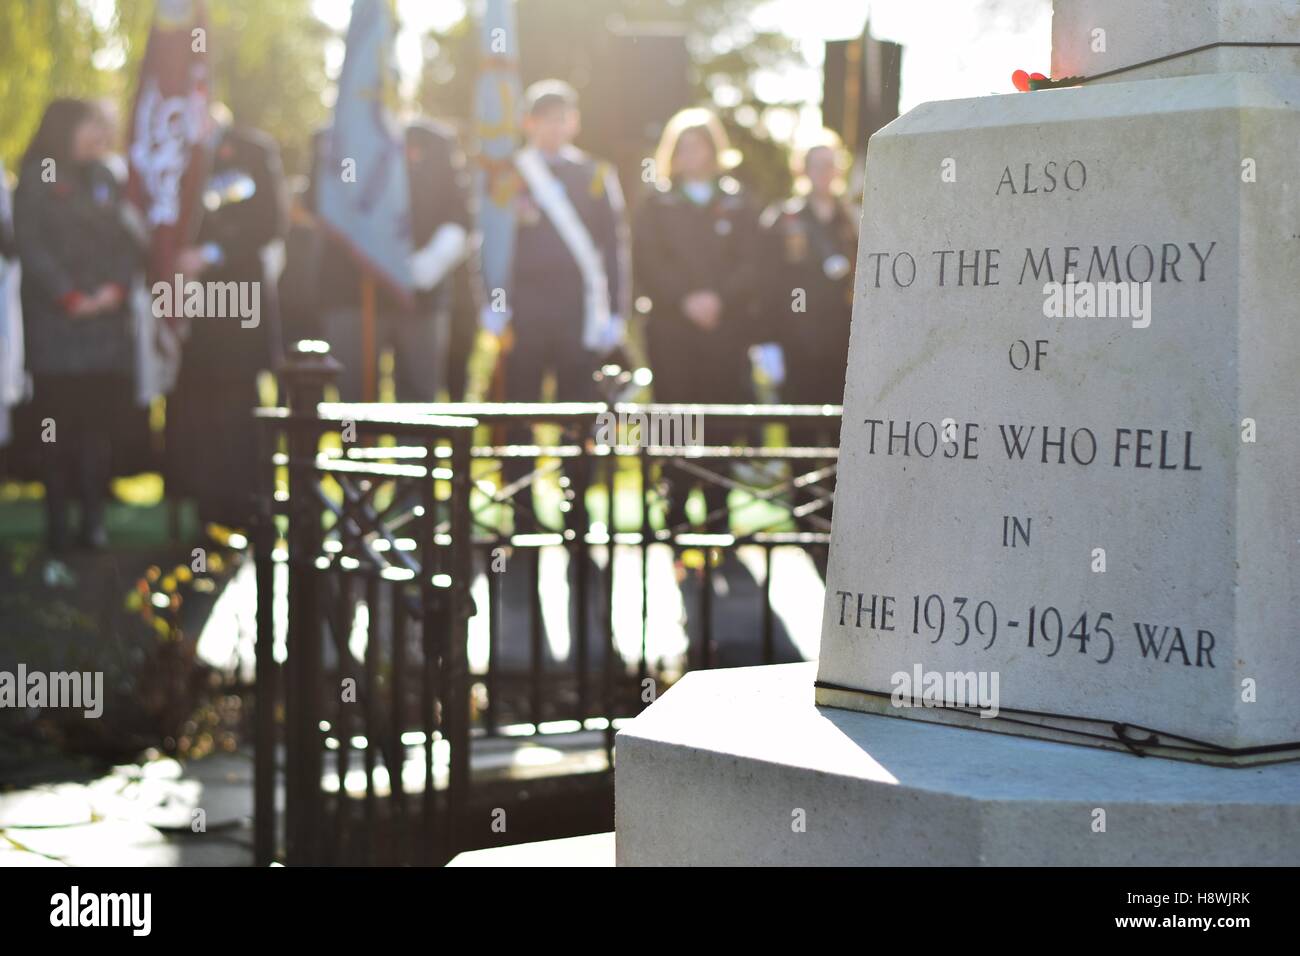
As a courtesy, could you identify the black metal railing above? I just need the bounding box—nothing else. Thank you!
[251,347,840,865]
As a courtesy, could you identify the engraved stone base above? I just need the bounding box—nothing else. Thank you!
[818,69,1300,755]
[812,683,1300,767]
[615,663,1300,866]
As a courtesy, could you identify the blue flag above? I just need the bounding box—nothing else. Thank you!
[317,0,413,300]
[474,0,521,309]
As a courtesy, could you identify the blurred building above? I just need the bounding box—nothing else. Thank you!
[517,6,692,182]
[823,20,902,158]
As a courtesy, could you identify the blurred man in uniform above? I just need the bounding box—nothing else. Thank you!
[485,80,629,533]
[760,131,857,416]
[759,130,858,529]
[167,103,288,530]
[310,117,473,402]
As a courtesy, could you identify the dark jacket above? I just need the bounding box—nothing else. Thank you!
[510,145,627,334]
[632,176,764,403]
[759,195,858,403]
[14,159,143,377]
[186,124,289,375]
[308,119,472,315]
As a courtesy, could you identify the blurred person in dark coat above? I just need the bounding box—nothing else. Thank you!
[760,130,857,430]
[165,104,289,529]
[277,174,324,348]
[309,118,473,402]
[759,131,857,531]
[14,98,145,552]
[632,108,765,532]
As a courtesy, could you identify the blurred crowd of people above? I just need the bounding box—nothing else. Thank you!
[0,79,858,552]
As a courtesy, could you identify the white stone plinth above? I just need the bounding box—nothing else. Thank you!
[447,833,615,867]
[615,663,1300,866]
[819,70,1300,759]
[1052,0,1300,82]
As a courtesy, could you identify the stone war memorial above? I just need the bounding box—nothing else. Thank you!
[617,0,1300,865]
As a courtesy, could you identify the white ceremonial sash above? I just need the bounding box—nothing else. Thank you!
[513,147,610,350]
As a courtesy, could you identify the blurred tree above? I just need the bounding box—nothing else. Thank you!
[109,0,332,175]
[0,0,109,171]
[0,0,330,177]
[200,0,332,175]
[1,0,806,193]
[416,0,807,204]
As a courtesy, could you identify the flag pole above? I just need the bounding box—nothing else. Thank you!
[361,271,377,402]
[490,326,513,443]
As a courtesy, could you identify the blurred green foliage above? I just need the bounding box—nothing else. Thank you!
[0,0,808,198]
[0,0,330,177]
[420,0,807,202]
[0,0,109,172]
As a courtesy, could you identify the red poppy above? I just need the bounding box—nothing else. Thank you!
[1012,70,1050,92]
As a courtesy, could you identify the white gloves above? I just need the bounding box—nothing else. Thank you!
[410,223,469,293]
[601,314,627,352]
[752,343,786,386]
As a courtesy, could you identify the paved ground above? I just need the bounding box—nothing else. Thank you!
[0,751,254,867]
[1,477,829,866]
[1,496,256,867]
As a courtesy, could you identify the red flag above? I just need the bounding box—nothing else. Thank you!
[126,0,210,378]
